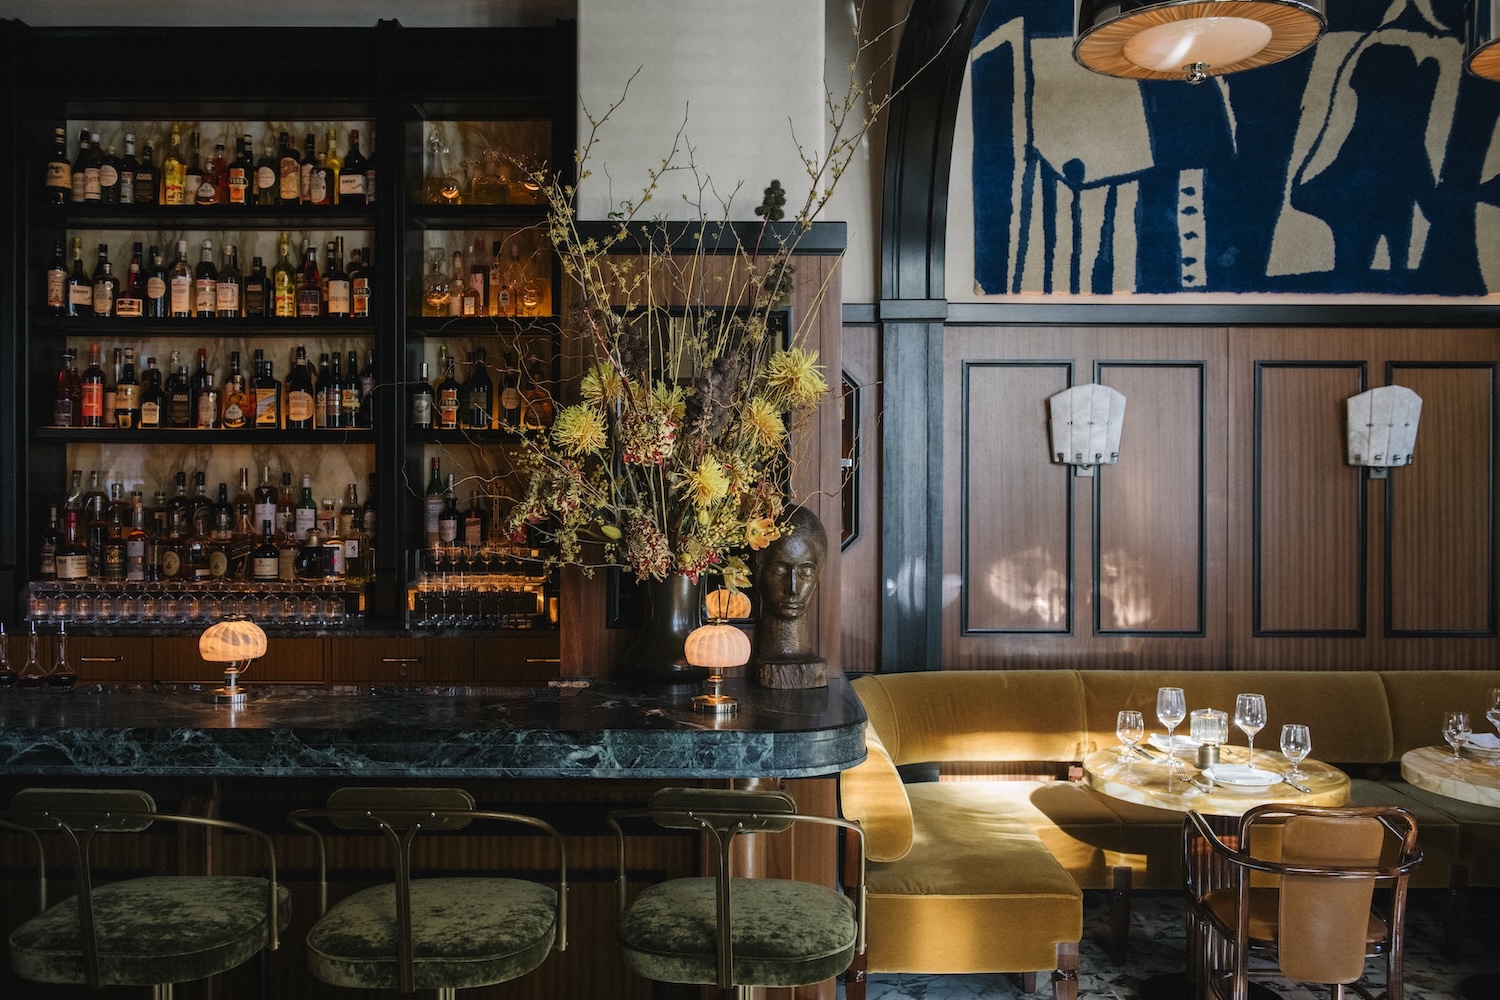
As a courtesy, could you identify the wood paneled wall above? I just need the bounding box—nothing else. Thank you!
[842,324,1498,671]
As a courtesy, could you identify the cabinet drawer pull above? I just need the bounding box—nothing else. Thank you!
[381,657,423,663]
[526,658,562,664]
[80,656,125,663]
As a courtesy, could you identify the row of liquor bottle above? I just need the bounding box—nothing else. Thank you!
[42,467,376,586]
[46,233,371,320]
[421,127,546,207]
[409,345,553,433]
[45,124,375,208]
[420,238,552,318]
[54,343,375,430]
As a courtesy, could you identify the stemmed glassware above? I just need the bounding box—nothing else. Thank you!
[1116,711,1145,763]
[1487,688,1500,737]
[1156,687,1187,768]
[1279,724,1312,781]
[1234,693,1267,766]
[1442,711,1471,762]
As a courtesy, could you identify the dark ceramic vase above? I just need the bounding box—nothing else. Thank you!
[620,573,710,685]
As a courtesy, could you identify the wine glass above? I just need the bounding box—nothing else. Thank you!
[1116,710,1145,763]
[1156,687,1187,768]
[1442,711,1471,763]
[1279,724,1312,781]
[1234,693,1267,766]
[1487,688,1500,737]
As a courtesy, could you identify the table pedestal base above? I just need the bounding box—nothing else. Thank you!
[1138,971,1280,1000]
[1460,974,1500,1000]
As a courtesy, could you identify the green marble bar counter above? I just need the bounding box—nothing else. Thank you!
[0,675,868,780]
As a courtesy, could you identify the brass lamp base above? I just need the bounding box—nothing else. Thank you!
[209,664,249,704]
[692,675,739,715]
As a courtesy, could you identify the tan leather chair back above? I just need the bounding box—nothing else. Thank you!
[1276,814,1384,984]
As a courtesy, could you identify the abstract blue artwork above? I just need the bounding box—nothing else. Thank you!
[971,0,1500,295]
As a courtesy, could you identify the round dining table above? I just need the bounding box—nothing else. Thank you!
[1400,745,1500,807]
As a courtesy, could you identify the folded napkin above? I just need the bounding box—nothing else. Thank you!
[1465,732,1500,749]
[1148,733,1201,752]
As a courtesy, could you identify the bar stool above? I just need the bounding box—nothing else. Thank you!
[607,786,866,999]
[0,787,285,1000]
[287,786,567,999]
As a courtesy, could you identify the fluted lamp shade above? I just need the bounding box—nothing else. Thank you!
[1467,0,1500,79]
[686,622,750,715]
[200,618,267,704]
[704,587,753,621]
[1075,0,1326,84]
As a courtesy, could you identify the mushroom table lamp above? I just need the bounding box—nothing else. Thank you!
[200,618,268,704]
[686,620,751,715]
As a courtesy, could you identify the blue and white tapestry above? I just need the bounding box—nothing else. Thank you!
[972,0,1500,295]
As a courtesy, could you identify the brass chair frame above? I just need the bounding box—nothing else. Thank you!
[1184,803,1422,1000]
[607,786,866,998]
[0,787,281,1000]
[287,786,568,998]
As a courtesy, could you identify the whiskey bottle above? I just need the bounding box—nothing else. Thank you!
[204,142,228,205]
[188,471,212,539]
[98,143,121,203]
[144,245,168,318]
[118,134,138,204]
[222,351,250,429]
[44,125,71,205]
[193,238,218,318]
[326,237,351,317]
[39,505,61,580]
[65,236,93,317]
[315,352,332,427]
[102,347,121,422]
[79,342,107,428]
[168,240,192,318]
[166,351,192,428]
[285,345,316,429]
[272,232,297,318]
[254,353,282,428]
[340,129,367,205]
[56,513,89,583]
[165,470,192,551]
[410,360,435,429]
[500,352,522,428]
[439,475,460,547]
[424,458,445,547]
[83,130,104,202]
[343,350,363,425]
[299,132,318,204]
[322,515,346,583]
[192,348,220,429]
[216,243,242,317]
[116,242,145,318]
[114,348,141,429]
[251,520,280,582]
[250,465,277,532]
[466,346,493,429]
[69,127,90,202]
[295,528,325,580]
[133,142,158,205]
[183,131,205,204]
[277,470,296,536]
[101,509,128,583]
[322,353,342,428]
[90,244,118,318]
[162,124,187,205]
[296,244,322,318]
[255,137,278,205]
[125,494,149,583]
[231,470,255,577]
[45,238,66,315]
[277,131,300,205]
[243,256,269,317]
[364,138,377,204]
[227,136,252,206]
[350,247,372,319]
[295,474,317,540]
[436,349,461,430]
[53,349,77,427]
[139,357,165,428]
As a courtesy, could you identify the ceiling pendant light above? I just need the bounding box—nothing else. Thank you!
[1074,0,1327,84]
[1467,0,1500,80]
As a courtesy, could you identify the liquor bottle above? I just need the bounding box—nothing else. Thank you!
[319,238,335,313]
[222,351,250,429]
[357,348,375,427]
[54,350,77,427]
[243,256,269,317]
[350,246,372,319]
[313,352,331,427]
[146,489,168,579]
[139,357,165,428]
[65,236,92,317]
[253,136,277,205]
[101,505,127,583]
[322,513,346,582]
[277,470,296,536]
[277,131,300,205]
[296,243,322,317]
[251,520,280,582]
[463,490,485,549]
[424,458,445,547]
[44,125,71,205]
[489,239,506,316]
[272,232,297,318]
[253,465,279,532]
[184,131,205,204]
[83,130,104,202]
[310,128,336,206]
[469,238,490,313]
[285,344,316,429]
[439,475,461,547]
[425,130,461,204]
[299,132,318,204]
[466,346,493,429]
[436,349,461,429]
[216,243,241,317]
[343,350,363,424]
[188,470,213,540]
[212,482,235,544]
[85,482,112,577]
[500,351,523,428]
[193,238,217,317]
[254,352,282,428]
[144,245,167,317]
[56,513,89,584]
[166,470,192,544]
[203,141,228,205]
[410,360,435,429]
[422,256,450,316]
[168,239,192,318]
[133,142,158,205]
[322,353,342,428]
[227,136,252,206]
[342,495,366,585]
[449,250,468,317]
[295,474,317,540]
[81,469,107,525]
[326,237,351,317]
[114,348,141,428]
[231,468,255,577]
[118,134,139,204]
[295,528,325,580]
[63,468,85,515]
[183,510,215,582]
[166,350,192,428]
[519,247,552,316]
[90,243,118,317]
[162,124,188,205]
[340,129,367,205]
[339,481,363,539]
[70,128,90,202]
[39,505,61,580]
[102,347,121,423]
[125,494,149,583]
[192,348,220,429]
[45,237,66,315]
[80,342,107,428]
[364,137,377,204]
[363,471,377,552]
[521,353,554,431]
[98,143,122,203]
[116,242,145,318]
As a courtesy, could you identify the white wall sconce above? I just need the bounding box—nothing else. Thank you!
[1346,385,1421,479]
[1049,383,1127,477]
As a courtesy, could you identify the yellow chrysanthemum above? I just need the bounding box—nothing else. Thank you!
[551,404,608,456]
[763,347,829,408]
[745,516,780,551]
[742,396,786,450]
[579,362,625,406]
[685,456,730,508]
[650,382,687,422]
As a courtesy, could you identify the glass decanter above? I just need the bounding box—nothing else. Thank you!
[17,621,47,688]
[47,620,77,687]
[0,621,16,687]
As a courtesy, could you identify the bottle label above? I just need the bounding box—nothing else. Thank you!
[93,281,114,314]
[115,296,143,318]
[69,283,93,307]
[53,396,73,427]
[287,390,314,422]
[309,173,328,204]
[439,517,458,544]
[83,166,102,199]
[323,543,345,578]
[40,539,56,576]
[228,169,249,203]
[341,387,360,414]
[119,171,134,203]
[197,393,219,427]
[57,552,89,580]
[195,180,216,205]
[296,288,321,317]
[133,172,155,204]
[115,384,139,426]
[254,502,277,529]
[279,158,300,200]
[141,401,160,426]
[215,283,239,312]
[102,544,127,580]
[253,555,279,580]
[223,399,246,429]
[195,278,216,313]
[365,171,375,202]
[47,161,71,189]
[295,508,316,539]
[425,497,443,536]
[161,549,181,578]
[244,285,264,316]
[99,164,119,188]
[72,170,86,201]
[274,286,296,317]
[147,276,167,300]
[412,394,432,427]
[163,168,185,205]
[465,518,482,547]
[339,173,366,197]
[81,384,104,420]
[126,538,146,581]
[256,165,275,191]
[255,388,279,426]
[438,389,459,428]
[47,270,65,308]
[501,387,522,410]
[327,279,351,315]
[343,536,360,560]
[352,278,371,317]
[170,275,191,313]
[278,546,296,581]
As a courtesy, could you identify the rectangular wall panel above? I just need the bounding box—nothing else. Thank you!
[1096,363,1206,634]
[1255,362,1367,635]
[963,362,1073,633]
[1388,364,1497,635]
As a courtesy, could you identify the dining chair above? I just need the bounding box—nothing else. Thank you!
[287,786,566,999]
[1184,803,1422,1000]
[0,786,285,999]
[607,786,866,999]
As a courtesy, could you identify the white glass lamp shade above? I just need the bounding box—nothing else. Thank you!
[704,588,753,621]
[1346,385,1421,469]
[1048,383,1126,469]
[1467,0,1500,80]
[199,619,268,663]
[683,623,751,670]
[1075,0,1326,83]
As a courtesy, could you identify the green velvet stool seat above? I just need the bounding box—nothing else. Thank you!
[0,787,285,1000]
[608,787,866,999]
[288,786,567,1000]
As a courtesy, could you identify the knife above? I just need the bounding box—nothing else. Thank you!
[1281,774,1312,794]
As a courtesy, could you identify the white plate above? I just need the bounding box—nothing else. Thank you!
[1148,734,1201,752]
[1204,765,1281,789]
[1459,742,1500,764]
